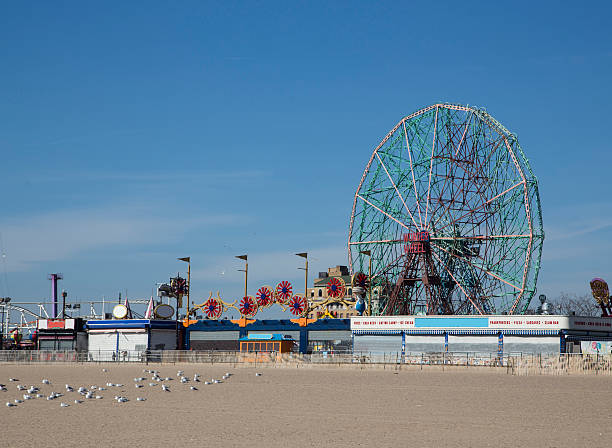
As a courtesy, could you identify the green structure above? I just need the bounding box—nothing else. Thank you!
[348,103,544,315]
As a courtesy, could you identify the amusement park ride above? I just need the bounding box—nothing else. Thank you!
[6,102,612,348]
[348,103,545,316]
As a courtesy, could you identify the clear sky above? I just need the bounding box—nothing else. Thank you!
[1,1,611,317]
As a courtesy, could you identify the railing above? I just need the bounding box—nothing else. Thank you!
[0,350,610,375]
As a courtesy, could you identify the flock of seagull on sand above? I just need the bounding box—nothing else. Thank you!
[2,369,264,408]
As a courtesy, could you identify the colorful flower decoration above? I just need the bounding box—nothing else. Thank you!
[288,295,308,316]
[203,298,223,319]
[352,272,369,289]
[256,285,274,307]
[239,296,258,318]
[326,277,346,299]
[275,281,293,304]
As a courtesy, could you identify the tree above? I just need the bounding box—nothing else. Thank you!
[549,292,601,317]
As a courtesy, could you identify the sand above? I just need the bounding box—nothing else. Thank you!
[1,363,611,447]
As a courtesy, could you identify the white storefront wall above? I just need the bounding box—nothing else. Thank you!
[447,335,498,353]
[88,331,119,361]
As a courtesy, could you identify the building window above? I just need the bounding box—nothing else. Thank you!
[348,288,352,296]
[318,289,322,297]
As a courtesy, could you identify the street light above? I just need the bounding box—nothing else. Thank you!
[359,250,372,316]
[296,253,308,322]
[235,255,248,298]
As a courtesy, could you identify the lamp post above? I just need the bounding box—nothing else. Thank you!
[296,253,308,322]
[178,257,191,321]
[235,255,248,298]
[359,250,372,316]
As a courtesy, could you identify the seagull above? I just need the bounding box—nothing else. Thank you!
[36,394,44,398]
[95,395,103,399]
[136,397,146,401]
[117,397,128,403]
[162,385,170,392]
[190,386,198,391]
[17,385,26,391]
[102,368,108,372]
[99,387,106,391]
[180,377,188,383]
[214,380,222,384]
[149,383,157,387]
[60,403,69,407]
[42,379,50,385]
[165,377,173,381]
[23,394,32,400]
[0,384,7,391]
[6,402,16,407]
[255,373,262,376]
[193,375,200,382]
[14,399,23,403]
[135,384,143,388]
[204,381,210,385]
[9,378,18,382]
[74,399,82,404]
[66,386,73,393]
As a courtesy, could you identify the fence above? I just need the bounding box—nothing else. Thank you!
[0,350,610,375]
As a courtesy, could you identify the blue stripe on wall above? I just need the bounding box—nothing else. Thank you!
[414,317,489,328]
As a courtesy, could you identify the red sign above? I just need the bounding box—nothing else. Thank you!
[47,320,66,329]
[404,232,430,254]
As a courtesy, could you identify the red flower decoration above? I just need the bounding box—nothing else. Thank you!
[288,295,308,316]
[326,277,346,299]
[239,296,258,318]
[275,281,293,304]
[256,286,274,307]
[352,272,369,289]
[203,298,223,319]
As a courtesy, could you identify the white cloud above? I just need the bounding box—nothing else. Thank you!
[0,205,245,272]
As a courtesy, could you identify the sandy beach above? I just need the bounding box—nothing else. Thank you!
[1,363,611,447]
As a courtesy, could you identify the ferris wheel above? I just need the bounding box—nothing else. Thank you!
[348,104,544,315]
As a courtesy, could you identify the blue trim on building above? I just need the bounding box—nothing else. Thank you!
[239,334,293,341]
[86,319,177,330]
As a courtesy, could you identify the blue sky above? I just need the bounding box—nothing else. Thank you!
[1,1,611,317]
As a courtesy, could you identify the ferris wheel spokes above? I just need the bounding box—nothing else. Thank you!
[424,105,440,227]
[356,194,412,232]
[429,249,485,315]
[402,120,424,228]
[432,180,526,235]
[374,152,421,230]
[430,240,523,292]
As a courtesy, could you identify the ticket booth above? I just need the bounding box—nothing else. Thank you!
[239,333,294,353]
